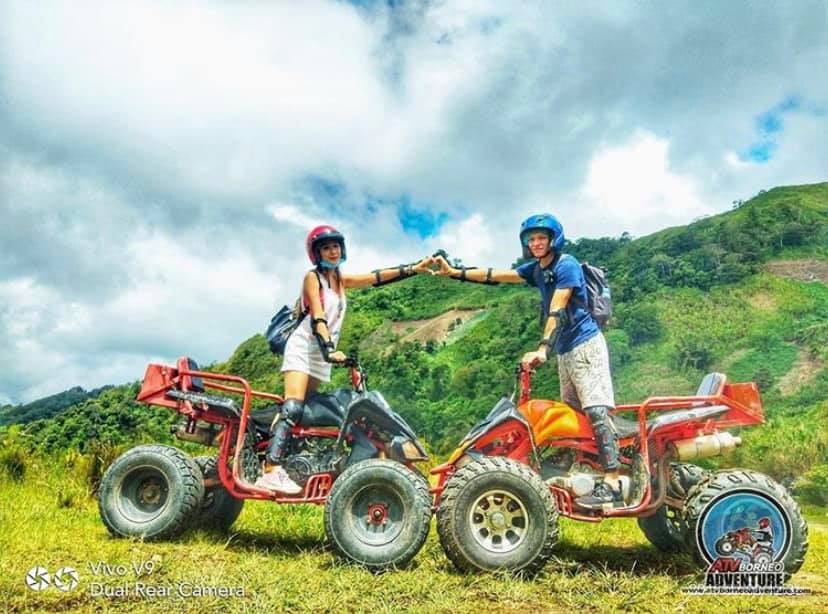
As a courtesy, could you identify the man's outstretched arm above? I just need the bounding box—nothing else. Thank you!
[433,254,524,284]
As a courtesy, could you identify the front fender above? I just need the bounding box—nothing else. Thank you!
[447,397,535,464]
[341,391,428,460]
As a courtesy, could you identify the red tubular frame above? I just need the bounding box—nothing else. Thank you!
[433,368,765,519]
[137,361,346,504]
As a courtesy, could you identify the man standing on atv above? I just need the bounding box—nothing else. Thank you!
[433,214,621,506]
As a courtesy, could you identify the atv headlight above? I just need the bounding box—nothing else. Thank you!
[389,435,428,461]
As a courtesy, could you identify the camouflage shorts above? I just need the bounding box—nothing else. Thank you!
[557,332,615,410]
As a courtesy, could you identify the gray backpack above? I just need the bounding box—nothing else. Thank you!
[536,256,613,328]
[580,261,612,328]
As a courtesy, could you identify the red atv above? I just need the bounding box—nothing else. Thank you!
[98,356,432,570]
[715,519,776,564]
[431,365,808,576]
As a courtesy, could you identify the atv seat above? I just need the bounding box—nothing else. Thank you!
[248,393,347,432]
[249,405,280,430]
[697,372,727,396]
[166,389,239,417]
[609,374,728,438]
[177,357,205,392]
[610,404,731,438]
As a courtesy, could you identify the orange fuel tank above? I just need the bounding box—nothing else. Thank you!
[519,399,593,442]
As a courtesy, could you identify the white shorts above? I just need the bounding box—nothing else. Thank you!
[557,332,615,410]
[280,329,333,382]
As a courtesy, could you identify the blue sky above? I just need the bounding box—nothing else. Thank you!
[741,96,810,163]
[1,0,826,403]
[397,199,450,239]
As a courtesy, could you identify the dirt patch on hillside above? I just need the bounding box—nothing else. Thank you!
[765,259,828,285]
[391,309,486,344]
[748,292,777,311]
[778,350,825,395]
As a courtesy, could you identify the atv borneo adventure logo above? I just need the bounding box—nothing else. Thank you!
[685,490,807,595]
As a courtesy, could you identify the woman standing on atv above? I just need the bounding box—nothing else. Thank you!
[255,224,434,493]
[433,214,621,507]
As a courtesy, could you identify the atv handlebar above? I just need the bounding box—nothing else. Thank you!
[333,352,367,392]
[336,357,359,369]
[514,363,533,405]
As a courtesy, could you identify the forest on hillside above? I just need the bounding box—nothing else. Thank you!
[2,183,827,502]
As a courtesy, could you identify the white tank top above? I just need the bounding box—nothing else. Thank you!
[295,275,347,344]
[280,272,347,381]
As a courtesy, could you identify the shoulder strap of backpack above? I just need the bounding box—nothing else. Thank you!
[301,269,325,314]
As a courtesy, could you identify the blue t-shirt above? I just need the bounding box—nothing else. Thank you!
[516,255,599,354]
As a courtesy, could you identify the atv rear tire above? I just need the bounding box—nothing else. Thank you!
[436,457,559,576]
[98,444,204,540]
[683,469,808,576]
[324,459,432,571]
[192,456,244,531]
[638,463,709,552]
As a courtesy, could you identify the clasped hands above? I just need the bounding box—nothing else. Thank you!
[408,253,457,277]
[408,252,546,369]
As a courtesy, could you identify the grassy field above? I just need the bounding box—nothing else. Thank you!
[2,459,826,614]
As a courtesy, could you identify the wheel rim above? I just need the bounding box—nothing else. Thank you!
[116,465,170,524]
[468,489,529,554]
[346,484,405,547]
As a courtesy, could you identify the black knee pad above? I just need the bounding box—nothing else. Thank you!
[584,405,620,471]
[281,399,305,424]
[280,398,305,424]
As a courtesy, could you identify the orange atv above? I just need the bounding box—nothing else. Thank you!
[431,365,808,576]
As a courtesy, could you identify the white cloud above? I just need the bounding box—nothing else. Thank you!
[428,214,497,265]
[268,204,323,230]
[725,152,753,171]
[576,131,713,236]
[1,1,826,402]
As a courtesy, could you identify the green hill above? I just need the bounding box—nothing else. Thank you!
[0,385,112,427]
[4,182,828,491]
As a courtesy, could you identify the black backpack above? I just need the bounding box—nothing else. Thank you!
[535,256,613,328]
[265,271,324,354]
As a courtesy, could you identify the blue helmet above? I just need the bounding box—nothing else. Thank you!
[519,213,564,259]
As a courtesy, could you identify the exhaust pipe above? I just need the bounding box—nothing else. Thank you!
[671,432,741,461]
[171,420,219,446]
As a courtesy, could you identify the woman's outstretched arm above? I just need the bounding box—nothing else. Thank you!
[341,256,435,289]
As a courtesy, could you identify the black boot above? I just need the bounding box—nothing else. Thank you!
[575,481,624,507]
[576,405,623,508]
[265,399,304,465]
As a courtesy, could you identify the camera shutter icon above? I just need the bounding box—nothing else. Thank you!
[54,567,80,591]
[25,567,51,591]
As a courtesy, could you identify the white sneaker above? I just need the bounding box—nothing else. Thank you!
[253,465,303,495]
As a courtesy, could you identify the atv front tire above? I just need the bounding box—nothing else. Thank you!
[192,456,244,531]
[324,459,432,571]
[638,463,709,552]
[436,457,559,576]
[98,444,204,540]
[683,469,808,576]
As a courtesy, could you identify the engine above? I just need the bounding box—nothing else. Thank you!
[284,437,341,485]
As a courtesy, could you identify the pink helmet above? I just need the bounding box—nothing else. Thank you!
[305,225,347,267]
